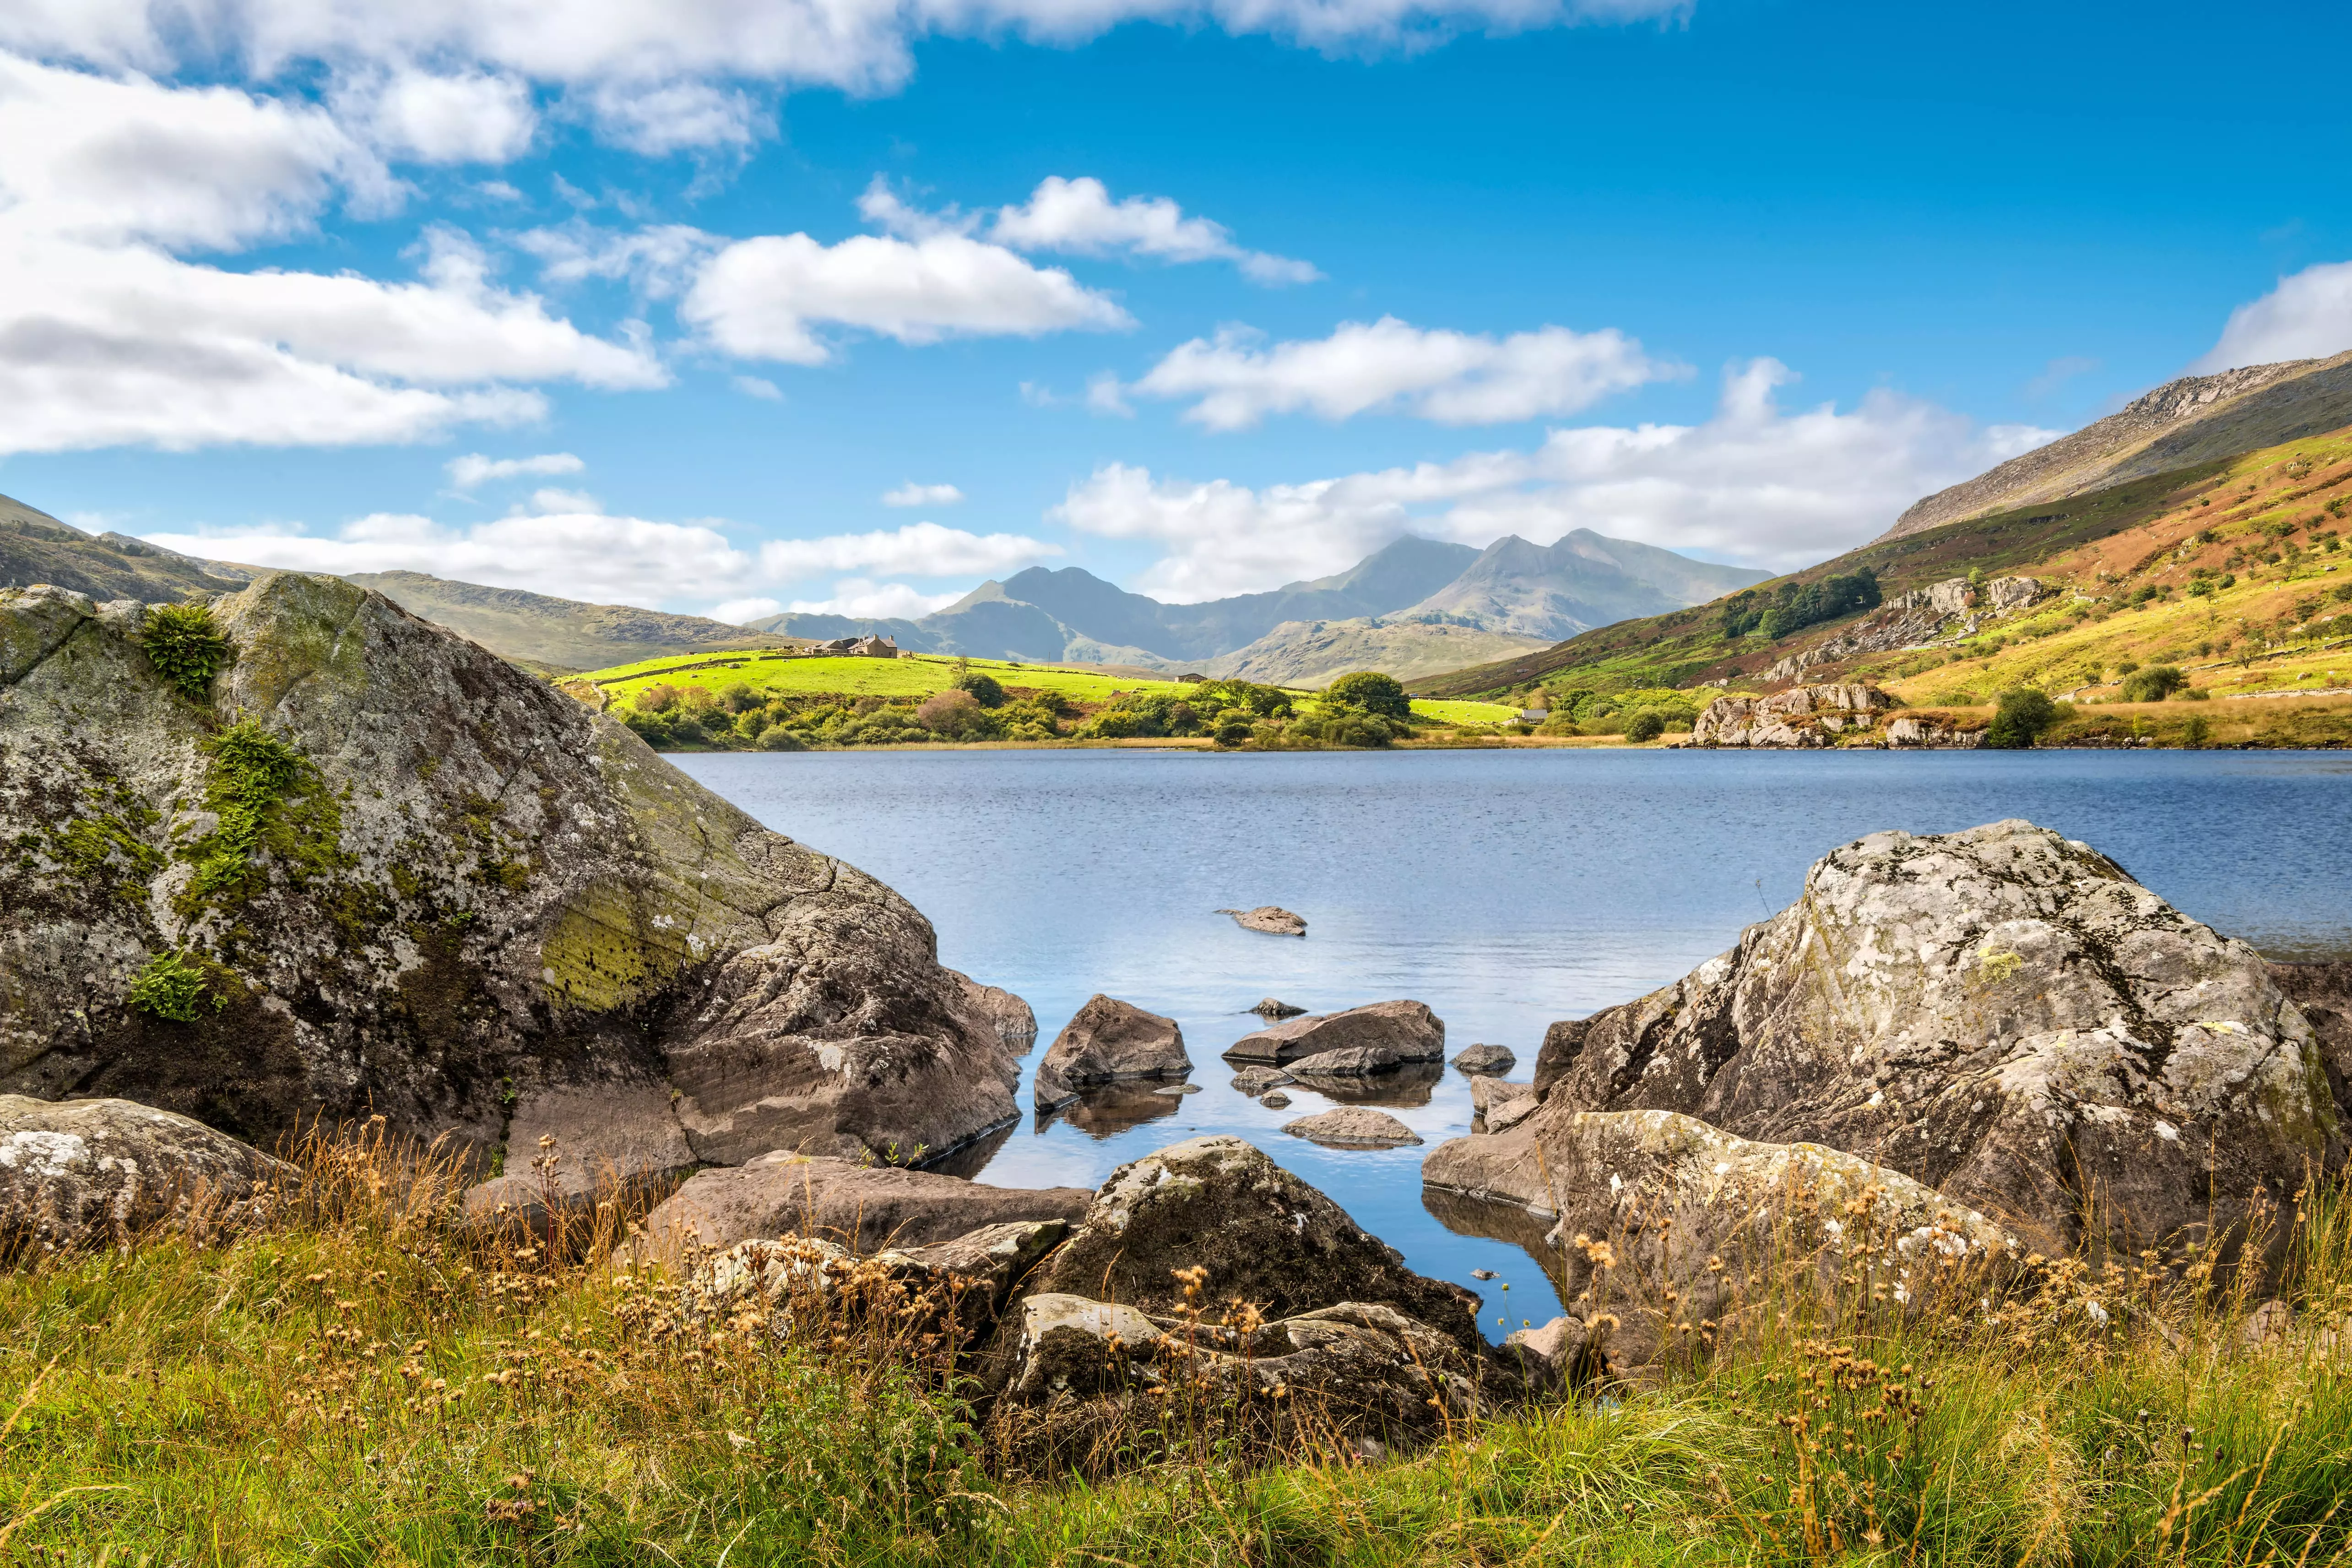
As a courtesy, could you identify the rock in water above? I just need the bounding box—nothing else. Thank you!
[1260,1092,1292,1109]
[1229,1065,1295,1095]
[0,576,1020,1183]
[1034,995,1188,1110]
[1529,820,2339,1259]
[0,1095,294,1253]
[1283,1107,1422,1147]
[1468,1075,1531,1116]
[948,971,1039,1051]
[1024,1135,1480,1349]
[1251,998,1306,1018]
[1218,906,1307,936]
[1451,1043,1516,1075]
[1224,1000,1445,1065]
[1287,1046,1403,1076]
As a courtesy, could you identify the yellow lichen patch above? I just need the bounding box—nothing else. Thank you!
[1977,949,2023,984]
[537,879,703,1013]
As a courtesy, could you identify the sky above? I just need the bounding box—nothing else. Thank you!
[1,0,2348,622]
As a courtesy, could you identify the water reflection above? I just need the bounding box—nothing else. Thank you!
[1291,1062,1443,1108]
[1035,1081,1186,1139]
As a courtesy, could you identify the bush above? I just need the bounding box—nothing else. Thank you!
[635,682,681,713]
[755,726,806,751]
[916,689,995,740]
[1624,711,1668,743]
[719,681,763,715]
[1985,688,2063,749]
[1720,568,1881,640]
[955,673,1007,708]
[140,602,232,700]
[2120,665,2188,702]
[1321,671,1411,720]
[1212,715,1253,748]
[2182,715,2211,748]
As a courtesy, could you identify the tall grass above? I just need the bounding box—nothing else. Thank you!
[2,1123,2347,1564]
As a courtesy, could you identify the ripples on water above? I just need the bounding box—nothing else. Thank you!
[678,747,2352,1338]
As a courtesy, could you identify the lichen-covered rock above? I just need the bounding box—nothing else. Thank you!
[2272,962,2352,1119]
[1690,684,1895,748]
[691,1218,1067,1338]
[1223,1000,1444,1066]
[0,1094,294,1253]
[1426,1109,2012,1371]
[0,575,1019,1181]
[1529,821,2339,1259]
[1219,906,1306,936]
[1024,1136,1479,1348]
[1034,995,1188,1110]
[1282,1107,1422,1147]
[1251,997,1306,1018]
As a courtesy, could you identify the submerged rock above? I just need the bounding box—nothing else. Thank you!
[1283,1107,1422,1148]
[1229,1065,1295,1095]
[0,1095,294,1253]
[1529,820,2339,1259]
[0,576,1020,1181]
[1219,906,1307,936]
[1034,995,1188,1110]
[1251,997,1307,1018]
[1223,1000,1444,1066]
[1260,1091,1292,1108]
[1451,1043,1517,1075]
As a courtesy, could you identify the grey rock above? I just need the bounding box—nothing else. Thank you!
[0,575,1020,1182]
[948,970,1038,1052]
[1282,1108,1423,1148]
[1690,683,1896,748]
[1230,1066,1296,1095]
[2271,961,2352,1121]
[1219,906,1307,936]
[1451,1043,1517,1075]
[1485,1095,1539,1133]
[0,1094,294,1253]
[1224,1000,1445,1066]
[461,1081,696,1234]
[1024,1135,1479,1350]
[1528,820,2338,1261]
[1425,1107,2013,1370]
[1288,1046,1402,1076]
[1035,996,1189,1114]
[622,1152,1091,1266]
[1251,998,1307,1018]
[1259,1092,1292,1109]
[1468,1075,1531,1115]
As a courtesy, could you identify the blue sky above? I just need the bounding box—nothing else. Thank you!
[1,0,2347,619]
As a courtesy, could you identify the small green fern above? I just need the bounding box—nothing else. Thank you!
[127,950,219,1023]
[140,602,232,700]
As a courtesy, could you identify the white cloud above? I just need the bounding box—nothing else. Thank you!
[682,229,1131,364]
[353,68,537,163]
[732,374,783,399]
[882,481,964,506]
[2195,260,2352,372]
[757,521,1058,580]
[514,221,719,297]
[1055,359,2059,598]
[715,596,785,622]
[787,579,965,619]
[581,79,768,156]
[446,450,584,489]
[989,175,1317,284]
[1128,316,1682,429]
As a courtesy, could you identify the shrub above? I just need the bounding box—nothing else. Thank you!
[1624,711,1667,743]
[916,689,994,740]
[954,672,1007,708]
[755,726,806,751]
[635,682,681,713]
[2120,665,2188,702]
[128,949,219,1023]
[1721,568,1881,640]
[139,602,232,700]
[1985,688,2062,749]
[719,681,763,715]
[1322,671,1411,720]
[2182,715,2211,748]
[1211,715,1253,748]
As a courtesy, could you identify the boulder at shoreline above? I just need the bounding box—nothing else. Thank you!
[1034,995,1188,1110]
[1223,1000,1444,1065]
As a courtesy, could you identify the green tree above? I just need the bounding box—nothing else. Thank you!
[954,672,1007,708]
[1625,711,1668,743]
[1985,689,2062,749]
[2120,665,2187,703]
[1322,671,1411,719]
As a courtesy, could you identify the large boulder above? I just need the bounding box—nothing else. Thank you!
[623,1151,1091,1264]
[1223,1000,1444,1066]
[0,1094,294,1253]
[949,971,1038,1052]
[1282,1107,1421,1147]
[1023,1136,1480,1349]
[0,576,1020,1183]
[1287,1046,1402,1076]
[1530,820,2339,1259]
[1034,995,1188,1110]
[1689,683,1895,748]
[1424,1107,2013,1369]
[2272,962,2352,1118]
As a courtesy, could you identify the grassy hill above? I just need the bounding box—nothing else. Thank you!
[342,571,804,675]
[1,494,254,602]
[1414,423,2352,707]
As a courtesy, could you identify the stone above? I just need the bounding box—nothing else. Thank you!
[460,1081,696,1234]
[1034,996,1189,1112]
[1689,684,1896,748]
[1230,1066,1295,1095]
[1024,1136,1480,1350]
[0,1094,295,1253]
[1424,1107,2014,1369]
[1251,998,1306,1018]
[1260,1092,1292,1109]
[1885,713,1986,749]
[622,1152,1091,1266]
[1527,820,2338,1262]
[1219,906,1307,936]
[1223,1000,1445,1066]
[949,971,1038,1051]
[1288,1046,1402,1076]
[1452,1043,1516,1075]
[0,575,1022,1182]
[1469,1075,1531,1116]
[1283,1108,1422,1148]
[1152,1084,1201,1096]
[1038,1082,1181,1139]
[1485,1095,1538,1133]
[2271,962,2352,1120]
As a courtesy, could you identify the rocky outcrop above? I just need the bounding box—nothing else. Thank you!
[1223,1001,1444,1065]
[1034,995,1188,1110]
[698,1218,1068,1327]
[950,971,1038,1049]
[0,1095,294,1253]
[623,1151,1092,1263]
[1452,1043,1516,1075]
[1527,821,2338,1260]
[1282,1108,1421,1147]
[1688,684,1896,748]
[1219,906,1306,936]
[1024,1136,1480,1349]
[0,575,1021,1184]
[1885,712,1985,749]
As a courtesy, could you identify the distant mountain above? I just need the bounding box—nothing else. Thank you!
[1407,531,1770,641]
[1,495,255,601]
[343,572,802,674]
[1884,349,2352,541]
[1203,616,1551,687]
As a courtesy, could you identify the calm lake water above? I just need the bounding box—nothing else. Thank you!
[676,747,2352,1340]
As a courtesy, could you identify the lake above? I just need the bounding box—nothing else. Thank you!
[676,746,2352,1340]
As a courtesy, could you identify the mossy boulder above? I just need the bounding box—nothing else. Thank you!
[0,575,1019,1180]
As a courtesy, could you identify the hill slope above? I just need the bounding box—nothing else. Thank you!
[1886,349,2352,540]
[1,496,255,601]
[342,572,803,674]
[1202,617,1550,686]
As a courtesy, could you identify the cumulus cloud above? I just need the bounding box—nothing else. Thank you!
[1127,316,1682,429]
[352,68,537,163]
[682,229,1130,364]
[1055,359,2059,599]
[513,221,719,297]
[786,579,966,619]
[882,481,964,506]
[756,521,1058,580]
[988,176,1317,284]
[732,374,783,399]
[446,450,584,489]
[2195,260,2352,372]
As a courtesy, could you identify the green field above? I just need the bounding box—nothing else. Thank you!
[576,649,1520,727]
